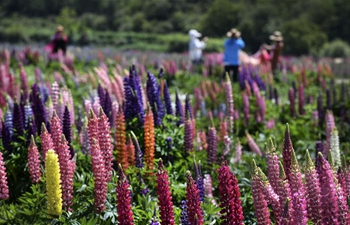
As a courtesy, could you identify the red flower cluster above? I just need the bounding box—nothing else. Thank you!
[186,171,203,225]
[116,166,134,225]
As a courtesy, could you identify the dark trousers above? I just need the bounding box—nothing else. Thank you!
[224,65,239,82]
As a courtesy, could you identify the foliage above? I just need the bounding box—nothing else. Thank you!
[320,39,350,58]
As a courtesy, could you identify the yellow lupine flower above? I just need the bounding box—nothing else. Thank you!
[45,149,62,216]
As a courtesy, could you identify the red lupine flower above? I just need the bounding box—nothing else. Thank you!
[217,161,244,225]
[40,123,54,161]
[186,171,204,225]
[156,159,175,225]
[282,124,293,181]
[116,165,134,225]
[91,138,107,212]
[28,135,41,183]
[98,109,113,182]
[50,111,63,152]
[304,150,322,225]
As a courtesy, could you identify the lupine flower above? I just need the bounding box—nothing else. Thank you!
[87,110,99,149]
[335,176,350,224]
[115,110,128,169]
[279,198,291,225]
[4,108,13,140]
[288,88,296,117]
[40,123,54,160]
[63,106,74,158]
[315,140,324,169]
[126,136,135,166]
[0,142,9,200]
[185,94,193,120]
[224,74,234,132]
[330,127,341,168]
[218,161,244,225]
[51,111,63,152]
[28,136,41,183]
[317,95,323,126]
[194,161,205,202]
[147,72,165,126]
[104,90,113,123]
[45,149,62,216]
[337,168,347,197]
[13,102,24,140]
[80,121,90,155]
[242,91,250,126]
[256,96,266,122]
[326,89,331,109]
[251,160,271,225]
[26,120,37,146]
[150,209,160,225]
[156,159,175,225]
[131,132,144,168]
[298,84,305,115]
[317,152,339,225]
[97,84,106,111]
[175,91,184,126]
[184,117,194,154]
[325,110,335,157]
[180,200,189,225]
[57,135,75,211]
[186,171,204,225]
[207,126,217,165]
[166,137,174,163]
[144,109,155,173]
[91,138,107,212]
[233,139,242,163]
[51,81,60,112]
[246,132,262,156]
[32,91,46,135]
[19,64,29,101]
[116,165,134,225]
[98,109,113,182]
[282,124,293,181]
[163,82,173,115]
[305,150,322,224]
[24,101,34,130]
[203,174,217,206]
[45,97,53,122]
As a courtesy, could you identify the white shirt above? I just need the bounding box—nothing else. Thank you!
[189,37,206,61]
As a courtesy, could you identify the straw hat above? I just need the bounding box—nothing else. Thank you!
[269,31,283,41]
[56,25,64,32]
[227,28,241,38]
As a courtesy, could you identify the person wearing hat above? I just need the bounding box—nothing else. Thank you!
[188,29,208,66]
[223,28,245,82]
[45,25,68,55]
[263,31,284,74]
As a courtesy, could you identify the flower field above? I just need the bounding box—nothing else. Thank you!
[0,47,349,224]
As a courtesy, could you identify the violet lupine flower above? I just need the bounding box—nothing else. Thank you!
[128,66,144,124]
[246,132,262,156]
[24,101,34,130]
[0,151,9,200]
[317,95,324,126]
[98,109,113,182]
[224,74,234,133]
[186,171,204,225]
[116,165,134,225]
[13,102,24,141]
[97,84,106,111]
[288,88,296,117]
[131,132,144,169]
[4,108,13,139]
[158,68,164,78]
[242,91,250,126]
[123,75,144,126]
[325,110,335,157]
[28,135,41,183]
[156,159,175,225]
[251,160,271,225]
[315,140,324,169]
[180,200,190,225]
[184,117,194,154]
[282,124,293,181]
[63,106,74,159]
[218,161,244,225]
[317,152,339,225]
[147,72,165,126]
[40,123,54,161]
[305,150,322,225]
[207,126,217,165]
[289,149,308,224]
[194,161,205,202]
[104,90,113,123]
[185,94,193,120]
[326,89,331,109]
[91,138,107,212]
[31,86,46,135]
[175,91,184,126]
[50,111,63,152]
[163,82,173,115]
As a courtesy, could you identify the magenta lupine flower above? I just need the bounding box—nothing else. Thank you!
[257,96,266,122]
[289,149,308,224]
[246,132,262,156]
[98,109,113,182]
[242,91,250,126]
[266,119,275,130]
[288,87,296,117]
[186,171,204,225]
[251,160,271,225]
[0,150,9,200]
[317,152,339,225]
[234,140,242,163]
[116,165,134,225]
[224,75,234,132]
[40,123,54,160]
[28,135,41,183]
[312,111,319,127]
[58,135,75,211]
[88,110,100,149]
[298,84,305,115]
[282,124,293,181]
[156,159,175,225]
[304,150,322,224]
[207,126,217,165]
[278,162,293,222]
[50,111,63,152]
[279,198,291,225]
[325,110,335,157]
[335,181,350,224]
[218,161,244,225]
[184,117,194,154]
[337,168,347,197]
[91,138,107,212]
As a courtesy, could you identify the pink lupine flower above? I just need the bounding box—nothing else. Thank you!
[251,160,271,225]
[312,111,319,127]
[266,119,275,130]
[28,136,41,183]
[91,138,107,212]
[234,140,242,163]
[84,99,92,116]
[186,171,204,225]
[0,151,9,200]
[50,111,63,152]
[98,109,113,182]
[93,96,101,116]
[246,132,262,156]
[325,110,335,157]
[218,161,244,225]
[184,117,194,154]
[289,149,308,224]
[337,168,347,198]
[207,126,218,165]
[317,152,339,225]
[88,110,100,148]
[282,124,293,181]
[242,91,250,126]
[203,174,217,206]
[51,81,60,112]
[40,123,54,160]
[305,150,322,225]
[257,96,266,121]
[224,74,234,133]
[116,165,134,225]
[46,97,53,122]
[335,182,350,224]
[156,159,175,225]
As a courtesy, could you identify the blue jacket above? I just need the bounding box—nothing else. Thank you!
[223,38,245,66]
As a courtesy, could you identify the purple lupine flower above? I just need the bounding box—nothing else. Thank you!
[104,90,113,123]
[31,84,46,135]
[97,84,106,112]
[184,118,194,154]
[63,106,74,159]
[158,68,164,79]
[325,110,335,157]
[207,126,217,166]
[76,106,83,134]
[131,132,144,168]
[288,88,296,117]
[24,101,34,130]
[326,89,331,110]
[305,150,322,225]
[163,82,173,115]
[274,88,279,106]
[298,84,305,115]
[124,74,144,127]
[4,108,13,140]
[1,121,12,155]
[180,200,189,225]
[317,152,339,225]
[194,161,205,202]
[242,91,250,126]
[13,102,24,141]
[129,65,144,123]
[282,124,293,181]
[317,95,323,126]
[175,91,184,126]
[26,120,36,146]
[147,71,165,126]
[315,140,324,169]
[185,94,193,120]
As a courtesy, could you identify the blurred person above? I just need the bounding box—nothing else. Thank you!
[188,29,208,66]
[262,31,284,74]
[223,28,245,82]
[45,25,68,55]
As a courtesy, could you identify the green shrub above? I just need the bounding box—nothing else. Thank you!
[320,39,350,58]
